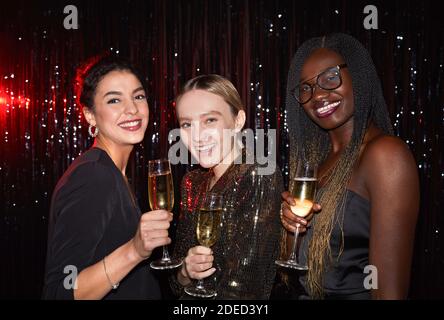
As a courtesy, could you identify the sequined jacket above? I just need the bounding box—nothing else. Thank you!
[171,161,284,299]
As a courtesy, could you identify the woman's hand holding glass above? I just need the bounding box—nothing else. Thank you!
[276,162,319,270]
[179,246,216,285]
[280,191,321,233]
[132,210,173,260]
[184,193,222,298]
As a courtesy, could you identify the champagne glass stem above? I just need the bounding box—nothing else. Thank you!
[288,224,301,263]
[195,279,205,290]
[161,245,171,261]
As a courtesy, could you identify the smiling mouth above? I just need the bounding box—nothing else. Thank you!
[315,101,341,118]
[194,144,216,153]
[118,119,142,131]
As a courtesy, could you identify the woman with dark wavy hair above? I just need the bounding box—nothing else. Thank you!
[43,55,171,300]
[279,33,419,299]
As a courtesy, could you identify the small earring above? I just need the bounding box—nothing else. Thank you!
[88,124,99,138]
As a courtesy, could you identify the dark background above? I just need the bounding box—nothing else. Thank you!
[0,0,443,299]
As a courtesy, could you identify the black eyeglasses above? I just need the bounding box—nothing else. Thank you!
[292,64,348,104]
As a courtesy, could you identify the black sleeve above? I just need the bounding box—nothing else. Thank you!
[43,161,116,299]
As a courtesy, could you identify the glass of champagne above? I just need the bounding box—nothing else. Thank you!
[148,159,182,270]
[275,162,317,270]
[184,193,223,298]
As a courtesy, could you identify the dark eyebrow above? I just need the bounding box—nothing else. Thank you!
[299,64,343,84]
[103,91,122,98]
[133,87,145,94]
[103,87,145,98]
[299,73,319,85]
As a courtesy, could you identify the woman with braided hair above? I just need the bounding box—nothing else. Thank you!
[279,33,419,299]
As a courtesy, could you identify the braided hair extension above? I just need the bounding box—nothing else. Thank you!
[284,33,393,298]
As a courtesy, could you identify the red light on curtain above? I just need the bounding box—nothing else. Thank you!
[0,89,30,110]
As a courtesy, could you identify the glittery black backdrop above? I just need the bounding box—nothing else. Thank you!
[0,0,443,299]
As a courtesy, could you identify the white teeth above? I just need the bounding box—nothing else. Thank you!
[195,144,215,152]
[119,120,140,127]
[317,101,340,114]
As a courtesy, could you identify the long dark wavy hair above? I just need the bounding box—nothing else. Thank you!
[283,33,393,298]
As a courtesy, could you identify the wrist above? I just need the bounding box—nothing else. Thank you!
[177,265,191,286]
[103,256,119,290]
[127,239,149,264]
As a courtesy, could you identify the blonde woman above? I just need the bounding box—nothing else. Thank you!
[170,74,283,299]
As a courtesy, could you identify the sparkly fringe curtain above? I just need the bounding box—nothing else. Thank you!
[0,0,443,298]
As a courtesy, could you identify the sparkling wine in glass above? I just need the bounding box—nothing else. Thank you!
[275,162,317,270]
[185,193,223,298]
[148,159,182,270]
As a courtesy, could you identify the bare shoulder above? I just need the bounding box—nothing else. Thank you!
[361,135,415,168]
[359,134,418,190]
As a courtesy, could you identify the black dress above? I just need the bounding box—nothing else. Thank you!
[42,147,161,300]
[298,189,372,299]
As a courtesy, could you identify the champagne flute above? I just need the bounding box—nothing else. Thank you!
[148,159,182,270]
[275,162,317,270]
[185,193,223,298]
